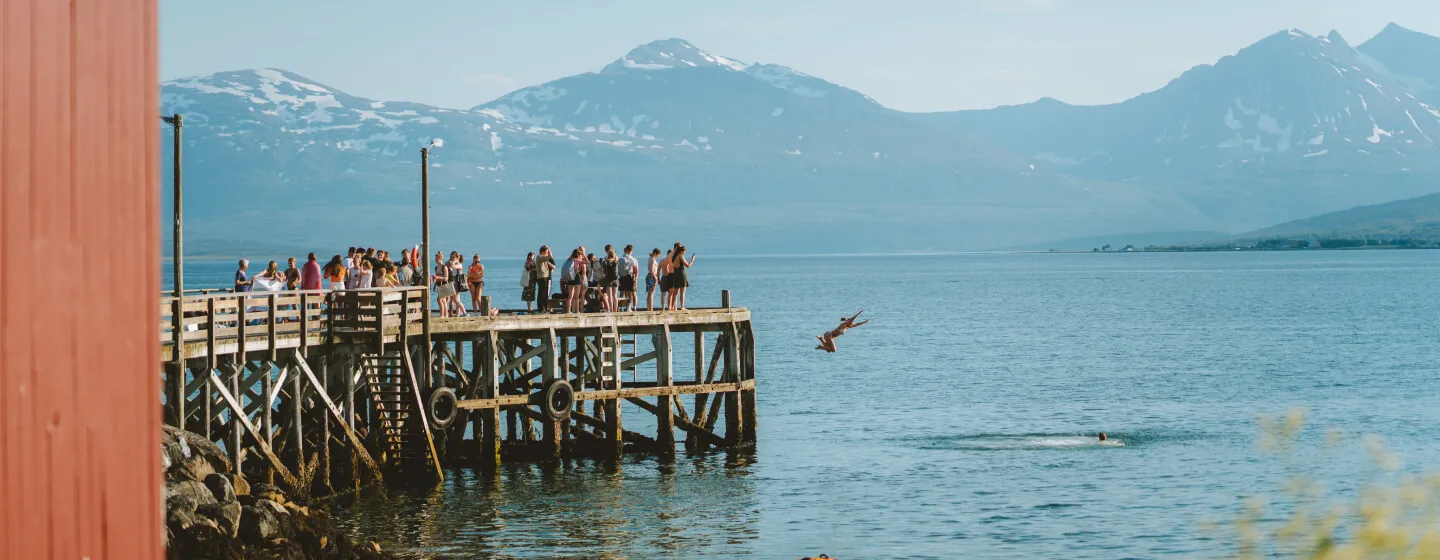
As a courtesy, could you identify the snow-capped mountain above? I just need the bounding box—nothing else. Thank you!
[160,28,1440,253]
[161,40,1208,253]
[922,24,1440,230]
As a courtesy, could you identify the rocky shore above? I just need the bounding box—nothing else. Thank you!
[162,426,394,559]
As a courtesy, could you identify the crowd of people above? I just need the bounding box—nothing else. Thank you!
[229,242,700,316]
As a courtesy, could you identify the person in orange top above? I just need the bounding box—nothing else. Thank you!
[467,254,486,312]
[322,255,347,290]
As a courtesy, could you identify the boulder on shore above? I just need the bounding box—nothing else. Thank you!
[162,426,395,560]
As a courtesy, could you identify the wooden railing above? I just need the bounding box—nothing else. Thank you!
[160,287,427,350]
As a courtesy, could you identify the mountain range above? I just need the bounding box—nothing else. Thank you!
[160,24,1440,255]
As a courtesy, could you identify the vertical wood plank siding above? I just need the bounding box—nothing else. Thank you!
[1,0,161,558]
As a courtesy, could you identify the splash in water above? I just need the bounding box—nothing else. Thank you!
[913,433,1127,451]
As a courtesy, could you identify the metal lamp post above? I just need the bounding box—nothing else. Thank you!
[161,113,184,428]
[162,114,183,298]
[421,138,442,374]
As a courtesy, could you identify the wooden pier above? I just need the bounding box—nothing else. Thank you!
[160,287,756,489]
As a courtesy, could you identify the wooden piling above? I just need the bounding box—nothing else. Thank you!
[654,325,675,454]
[540,328,563,460]
[479,330,502,468]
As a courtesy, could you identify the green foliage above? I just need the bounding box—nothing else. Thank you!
[1216,409,1440,559]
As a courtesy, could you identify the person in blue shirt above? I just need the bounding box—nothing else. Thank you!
[234,259,253,292]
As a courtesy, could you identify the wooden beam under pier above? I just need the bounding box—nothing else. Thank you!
[455,379,755,410]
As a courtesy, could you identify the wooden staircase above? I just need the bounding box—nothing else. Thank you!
[600,326,622,385]
[360,346,443,480]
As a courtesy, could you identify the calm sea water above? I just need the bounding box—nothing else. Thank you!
[168,251,1440,559]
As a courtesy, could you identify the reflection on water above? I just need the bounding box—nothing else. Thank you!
[330,452,759,559]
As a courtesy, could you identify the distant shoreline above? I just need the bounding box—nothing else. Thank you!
[1030,245,1440,254]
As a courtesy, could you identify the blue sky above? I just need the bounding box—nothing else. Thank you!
[161,0,1438,112]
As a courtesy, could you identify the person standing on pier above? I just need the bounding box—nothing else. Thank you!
[448,252,469,317]
[283,257,301,291]
[323,255,346,291]
[646,248,661,311]
[396,250,414,286]
[344,247,355,269]
[433,252,454,318]
[521,252,537,311]
[234,259,254,293]
[620,245,640,311]
[658,248,674,310]
[468,254,486,312]
[669,246,696,310]
[566,248,589,314]
[301,253,322,291]
[601,245,620,313]
[535,246,556,313]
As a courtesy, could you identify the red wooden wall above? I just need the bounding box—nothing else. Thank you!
[1,0,161,558]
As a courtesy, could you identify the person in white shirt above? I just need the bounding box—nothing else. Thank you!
[619,244,640,311]
[645,248,661,311]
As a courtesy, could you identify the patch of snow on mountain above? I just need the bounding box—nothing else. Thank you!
[1224,109,1243,130]
[697,137,709,143]
[1358,93,1369,111]
[1303,149,1328,158]
[621,58,673,70]
[166,77,268,104]
[1368,122,1391,143]
[480,105,551,128]
[1234,98,1259,116]
[1257,114,1293,152]
[573,101,589,115]
[1404,110,1435,143]
[336,131,407,153]
[786,149,802,155]
[771,107,784,117]
[747,65,828,98]
[677,139,698,150]
[413,116,439,124]
[490,132,504,151]
[353,110,403,127]
[1305,132,1324,145]
[1365,78,1386,96]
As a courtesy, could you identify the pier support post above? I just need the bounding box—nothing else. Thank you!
[604,329,624,458]
[319,353,333,492]
[262,360,275,484]
[479,331,502,469]
[742,324,757,445]
[289,360,304,474]
[724,322,744,447]
[654,325,675,454]
[540,329,563,460]
[690,331,704,449]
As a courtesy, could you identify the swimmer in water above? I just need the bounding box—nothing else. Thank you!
[1098,432,1107,442]
[815,310,869,353]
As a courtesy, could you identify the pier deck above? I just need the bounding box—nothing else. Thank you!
[160,287,756,489]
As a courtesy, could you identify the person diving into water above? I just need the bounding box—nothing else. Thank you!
[815,310,869,353]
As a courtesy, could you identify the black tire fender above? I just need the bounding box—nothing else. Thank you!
[427,387,458,430]
[542,380,574,421]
